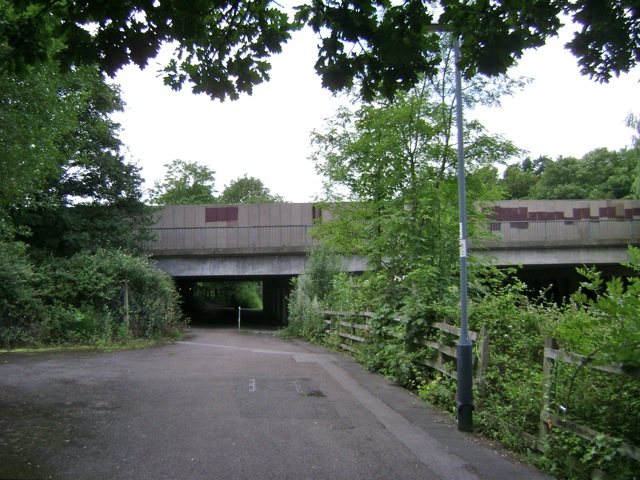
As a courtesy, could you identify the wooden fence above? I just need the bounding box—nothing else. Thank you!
[322,310,639,474]
[322,310,490,393]
[540,338,640,465]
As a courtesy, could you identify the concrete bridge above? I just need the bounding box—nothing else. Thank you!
[143,200,640,321]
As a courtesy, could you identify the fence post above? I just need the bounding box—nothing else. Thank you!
[476,325,490,398]
[122,280,130,327]
[540,337,557,445]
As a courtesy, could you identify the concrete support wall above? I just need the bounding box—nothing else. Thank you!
[262,278,292,325]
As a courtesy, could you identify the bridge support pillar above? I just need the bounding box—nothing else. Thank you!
[262,278,292,325]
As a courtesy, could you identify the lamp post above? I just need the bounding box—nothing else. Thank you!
[423,25,474,431]
[452,35,474,432]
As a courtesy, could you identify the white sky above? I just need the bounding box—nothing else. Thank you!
[112,24,639,203]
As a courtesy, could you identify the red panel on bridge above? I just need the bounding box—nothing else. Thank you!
[206,207,238,223]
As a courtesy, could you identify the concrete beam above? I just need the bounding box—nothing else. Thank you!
[153,255,309,277]
[475,246,631,267]
[152,254,369,278]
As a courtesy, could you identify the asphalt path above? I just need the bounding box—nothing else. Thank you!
[0,328,552,480]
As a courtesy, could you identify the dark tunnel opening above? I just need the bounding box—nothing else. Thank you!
[175,276,294,329]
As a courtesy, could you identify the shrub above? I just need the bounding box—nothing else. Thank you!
[0,247,184,349]
[281,245,345,342]
[0,241,48,348]
[284,277,326,342]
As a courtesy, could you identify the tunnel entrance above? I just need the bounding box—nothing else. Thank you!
[509,263,634,304]
[175,276,294,328]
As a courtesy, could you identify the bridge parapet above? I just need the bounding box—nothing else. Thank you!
[475,219,640,250]
[143,201,640,270]
[143,225,317,256]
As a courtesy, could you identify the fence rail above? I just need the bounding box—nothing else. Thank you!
[322,311,489,393]
[143,225,316,251]
[541,339,640,465]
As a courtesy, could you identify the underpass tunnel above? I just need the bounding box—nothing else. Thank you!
[174,276,295,328]
[508,263,634,304]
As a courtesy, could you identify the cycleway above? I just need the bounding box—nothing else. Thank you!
[0,328,553,479]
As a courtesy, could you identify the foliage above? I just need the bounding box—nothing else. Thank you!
[148,159,217,205]
[543,428,639,480]
[0,64,73,226]
[0,0,294,101]
[469,277,549,445]
[359,312,429,388]
[530,148,636,199]
[550,246,640,367]
[0,247,184,349]
[327,271,364,312]
[310,48,521,341]
[194,281,263,309]
[502,148,636,200]
[41,249,183,346]
[300,244,346,305]
[283,277,326,342]
[2,1,637,101]
[541,280,640,480]
[627,112,640,199]
[281,245,345,341]
[0,18,175,350]
[0,241,47,348]
[500,156,549,199]
[218,175,284,204]
[1,62,152,254]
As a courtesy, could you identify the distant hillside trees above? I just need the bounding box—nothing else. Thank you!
[501,147,638,200]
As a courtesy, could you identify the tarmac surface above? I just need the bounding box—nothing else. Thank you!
[0,327,553,480]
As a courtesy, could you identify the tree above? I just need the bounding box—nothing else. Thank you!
[310,41,521,319]
[501,156,550,199]
[1,1,637,102]
[0,61,178,348]
[0,64,76,231]
[148,159,217,205]
[1,62,151,254]
[627,113,640,199]
[0,0,294,102]
[527,148,635,199]
[218,175,284,204]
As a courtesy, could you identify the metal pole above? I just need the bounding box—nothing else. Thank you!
[238,306,242,332]
[454,35,474,432]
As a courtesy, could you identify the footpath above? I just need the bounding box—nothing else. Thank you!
[0,328,553,480]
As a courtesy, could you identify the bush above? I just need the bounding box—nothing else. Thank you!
[0,241,48,348]
[0,247,184,349]
[42,249,184,343]
[550,246,640,367]
[281,276,325,342]
[281,245,346,342]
